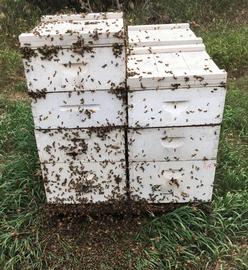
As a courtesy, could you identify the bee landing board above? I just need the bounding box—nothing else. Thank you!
[127,24,227,203]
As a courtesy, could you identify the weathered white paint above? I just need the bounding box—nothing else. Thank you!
[128,126,220,161]
[129,160,216,203]
[128,23,202,47]
[35,128,125,163]
[127,51,227,90]
[19,13,124,48]
[23,47,125,92]
[42,161,126,204]
[32,90,126,129]
[128,87,226,127]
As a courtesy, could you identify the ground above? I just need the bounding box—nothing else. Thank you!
[0,0,248,269]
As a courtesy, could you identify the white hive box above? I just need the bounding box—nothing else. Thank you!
[31,90,125,129]
[42,161,126,204]
[19,12,125,92]
[127,50,226,90]
[128,87,226,127]
[129,160,216,203]
[128,23,203,51]
[35,128,125,163]
[128,126,220,162]
[19,12,127,204]
[127,24,227,203]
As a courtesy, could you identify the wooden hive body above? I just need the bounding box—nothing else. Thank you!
[20,18,227,205]
[20,12,127,204]
[127,24,227,203]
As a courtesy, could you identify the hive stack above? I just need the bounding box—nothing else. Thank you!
[127,24,227,203]
[19,12,127,204]
[20,18,227,205]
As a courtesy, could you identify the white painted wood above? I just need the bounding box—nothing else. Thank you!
[19,17,227,205]
[128,126,220,161]
[41,12,123,22]
[128,23,202,47]
[32,91,126,129]
[128,44,205,55]
[128,87,226,127]
[23,47,125,92]
[128,23,190,30]
[129,160,216,203]
[19,16,124,48]
[127,51,227,90]
[35,128,125,163]
[42,161,126,204]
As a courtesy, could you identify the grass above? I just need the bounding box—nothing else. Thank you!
[0,0,248,269]
[136,193,248,269]
[0,99,45,269]
[201,25,248,77]
[0,47,23,89]
[215,78,248,195]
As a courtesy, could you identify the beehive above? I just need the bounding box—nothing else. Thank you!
[127,24,227,203]
[19,12,127,204]
[20,17,227,206]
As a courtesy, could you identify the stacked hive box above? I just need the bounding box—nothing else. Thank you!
[19,12,127,203]
[127,24,227,203]
[20,18,227,205]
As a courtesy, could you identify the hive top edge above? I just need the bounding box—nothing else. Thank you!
[128,23,203,47]
[127,50,227,90]
[41,12,123,22]
[19,12,124,48]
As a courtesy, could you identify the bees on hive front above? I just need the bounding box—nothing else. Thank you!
[20,15,226,208]
[20,46,37,60]
[20,13,129,207]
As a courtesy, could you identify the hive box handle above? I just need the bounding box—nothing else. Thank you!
[160,136,185,148]
[163,100,188,115]
[60,104,100,112]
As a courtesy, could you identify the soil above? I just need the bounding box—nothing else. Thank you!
[41,206,148,269]
[40,201,212,269]
[39,201,186,269]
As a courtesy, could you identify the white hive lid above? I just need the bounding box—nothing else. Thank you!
[127,50,227,90]
[128,23,202,48]
[19,12,124,48]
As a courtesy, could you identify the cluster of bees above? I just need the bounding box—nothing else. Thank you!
[37,127,125,163]
[28,88,47,100]
[19,13,226,209]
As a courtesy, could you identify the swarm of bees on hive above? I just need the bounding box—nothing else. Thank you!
[19,13,227,214]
